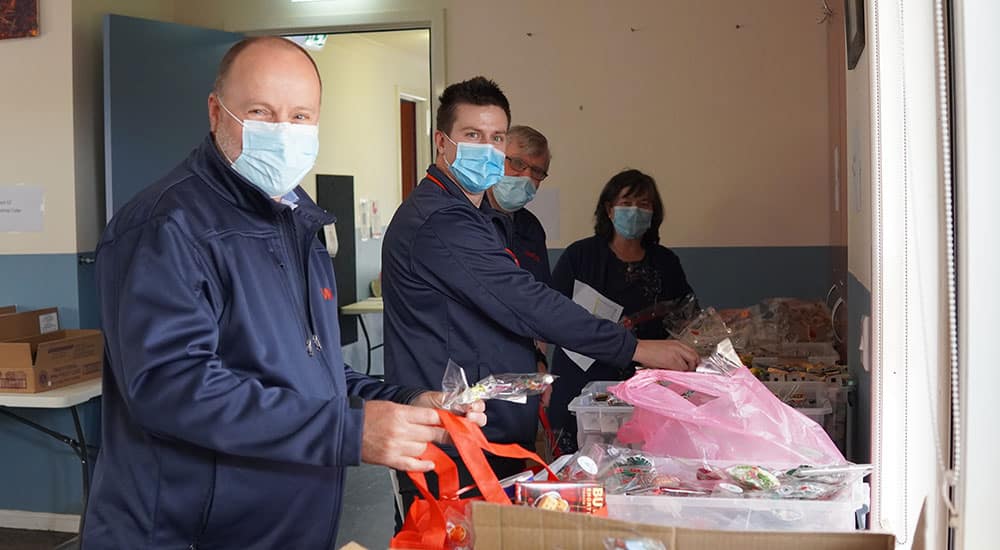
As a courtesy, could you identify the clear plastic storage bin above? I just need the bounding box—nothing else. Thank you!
[607,482,869,532]
[567,381,634,450]
[762,381,834,426]
[764,380,854,455]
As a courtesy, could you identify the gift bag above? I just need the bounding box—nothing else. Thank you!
[611,361,845,466]
[391,409,553,550]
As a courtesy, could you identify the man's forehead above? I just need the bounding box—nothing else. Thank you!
[453,103,508,128]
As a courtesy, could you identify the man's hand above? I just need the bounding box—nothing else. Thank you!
[410,391,487,427]
[361,401,447,472]
[633,340,699,371]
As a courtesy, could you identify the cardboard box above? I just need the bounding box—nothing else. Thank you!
[471,502,895,550]
[0,308,59,341]
[0,306,15,315]
[0,329,103,393]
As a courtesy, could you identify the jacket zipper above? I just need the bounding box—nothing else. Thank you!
[277,211,320,357]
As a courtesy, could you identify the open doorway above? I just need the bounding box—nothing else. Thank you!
[283,29,431,380]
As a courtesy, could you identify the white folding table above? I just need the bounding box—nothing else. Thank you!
[0,379,102,548]
[340,297,385,377]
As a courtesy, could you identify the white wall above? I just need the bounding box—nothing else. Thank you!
[446,0,833,248]
[177,0,835,250]
[303,31,431,228]
[846,43,873,288]
[955,2,1000,546]
[0,1,76,254]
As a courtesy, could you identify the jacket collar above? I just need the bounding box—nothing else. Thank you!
[425,164,498,216]
[188,135,334,228]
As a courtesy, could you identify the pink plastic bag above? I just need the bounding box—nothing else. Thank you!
[611,360,845,465]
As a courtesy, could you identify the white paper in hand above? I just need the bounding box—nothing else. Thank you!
[562,280,624,372]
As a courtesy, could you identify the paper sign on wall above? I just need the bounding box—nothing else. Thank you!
[0,186,44,233]
[525,187,559,243]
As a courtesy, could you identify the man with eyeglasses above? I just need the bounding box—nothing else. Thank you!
[484,126,555,406]
[486,125,553,287]
[382,77,698,526]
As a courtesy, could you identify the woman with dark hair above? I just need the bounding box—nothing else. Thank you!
[547,169,698,454]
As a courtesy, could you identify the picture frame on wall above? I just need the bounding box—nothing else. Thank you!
[0,0,39,40]
[845,0,866,70]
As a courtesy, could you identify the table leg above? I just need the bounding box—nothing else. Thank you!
[0,406,95,550]
[70,406,91,537]
[358,314,373,376]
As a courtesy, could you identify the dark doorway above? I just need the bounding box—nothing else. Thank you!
[400,98,418,201]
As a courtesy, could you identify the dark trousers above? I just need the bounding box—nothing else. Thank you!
[393,454,528,532]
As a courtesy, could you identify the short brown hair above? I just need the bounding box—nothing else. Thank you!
[213,36,322,96]
[436,76,510,135]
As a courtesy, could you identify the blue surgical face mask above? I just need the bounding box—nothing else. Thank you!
[492,176,537,211]
[445,135,505,194]
[612,206,654,240]
[218,99,319,197]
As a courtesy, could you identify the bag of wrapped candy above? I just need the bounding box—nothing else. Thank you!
[440,359,556,409]
[619,453,871,502]
[667,306,734,356]
[622,293,699,332]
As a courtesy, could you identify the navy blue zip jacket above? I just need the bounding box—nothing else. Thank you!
[382,165,637,449]
[84,136,422,549]
[489,206,552,286]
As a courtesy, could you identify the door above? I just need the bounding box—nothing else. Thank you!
[400,98,418,201]
[104,15,243,220]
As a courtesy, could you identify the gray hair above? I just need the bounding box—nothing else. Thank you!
[507,125,550,158]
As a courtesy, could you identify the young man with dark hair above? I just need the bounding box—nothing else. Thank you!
[382,76,698,523]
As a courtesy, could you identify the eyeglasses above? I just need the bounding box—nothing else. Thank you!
[506,156,548,182]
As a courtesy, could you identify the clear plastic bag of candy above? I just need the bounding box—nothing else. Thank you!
[440,359,556,409]
[623,293,699,332]
[668,307,734,356]
[443,506,473,550]
[659,293,701,335]
[693,338,744,377]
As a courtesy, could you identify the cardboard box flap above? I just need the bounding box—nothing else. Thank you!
[0,306,15,315]
[471,503,895,550]
[674,527,896,550]
[7,330,101,363]
[472,503,675,550]
[0,308,59,342]
[34,331,102,369]
[0,341,32,367]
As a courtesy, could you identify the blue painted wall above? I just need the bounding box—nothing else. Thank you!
[0,253,102,515]
[847,271,872,463]
[0,254,82,329]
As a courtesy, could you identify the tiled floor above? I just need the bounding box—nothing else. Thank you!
[0,463,395,550]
